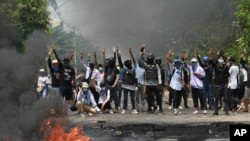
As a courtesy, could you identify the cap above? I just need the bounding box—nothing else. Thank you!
[174,58,181,63]
[203,56,209,62]
[191,58,197,63]
[52,60,58,64]
[82,82,89,89]
[39,68,45,72]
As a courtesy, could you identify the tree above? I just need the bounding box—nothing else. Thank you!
[0,0,50,52]
[234,0,250,58]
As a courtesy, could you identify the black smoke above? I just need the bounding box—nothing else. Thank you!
[0,14,68,141]
[52,0,235,58]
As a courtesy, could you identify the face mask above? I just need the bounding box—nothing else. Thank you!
[52,66,59,71]
[82,88,88,92]
[191,62,197,71]
[218,59,224,64]
[101,87,106,91]
[175,62,181,69]
[99,67,104,72]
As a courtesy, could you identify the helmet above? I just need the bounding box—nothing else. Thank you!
[155,58,162,65]
[124,59,132,68]
[63,57,70,63]
[147,53,154,64]
[203,56,209,62]
[108,57,115,67]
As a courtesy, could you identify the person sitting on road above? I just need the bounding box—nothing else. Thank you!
[76,82,101,117]
[96,82,113,114]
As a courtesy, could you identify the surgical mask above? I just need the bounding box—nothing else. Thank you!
[82,88,88,92]
[218,59,224,64]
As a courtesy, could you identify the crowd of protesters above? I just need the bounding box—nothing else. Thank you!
[35,44,250,117]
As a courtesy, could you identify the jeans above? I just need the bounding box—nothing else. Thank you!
[135,84,146,111]
[38,86,48,99]
[107,86,119,110]
[123,88,136,110]
[203,83,214,107]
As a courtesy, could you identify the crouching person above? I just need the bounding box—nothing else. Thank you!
[76,82,100,117]
[96,82,113,114]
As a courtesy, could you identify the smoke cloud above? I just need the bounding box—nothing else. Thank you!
[0,14,68,141]
[52,0,216,58]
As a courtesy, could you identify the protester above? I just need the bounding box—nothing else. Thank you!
[196,48,215,110]
[185,57,207,114]
[103,47,120,113]
[76,82,101,117]
[36,68,49,99]
[139,45,163,114]
[118,48,138,114]
[210,49,230,115]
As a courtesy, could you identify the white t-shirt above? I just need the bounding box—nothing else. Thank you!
[37,76,47,87]
[169,68,183,91]
[229,65,239,89]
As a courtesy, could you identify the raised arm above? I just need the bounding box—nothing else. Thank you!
[129,48,136,65]
[116,47,123,68]
[196,48,205,68]
[113,46,116,63]
[93,52,98,68]
[69,51,74,62]
[101,48,106,66]
[139,45,147,69]
[79,52,88,71]
[165,49,173,71]
[52,45,61,64]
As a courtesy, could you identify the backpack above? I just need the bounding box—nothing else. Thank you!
[237,67,244,88]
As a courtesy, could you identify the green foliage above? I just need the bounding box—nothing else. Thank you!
[0,0,50,52]
[235,0,250,51]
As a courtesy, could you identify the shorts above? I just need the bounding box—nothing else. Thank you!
[59,86,74,100]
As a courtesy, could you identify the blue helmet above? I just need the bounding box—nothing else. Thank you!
[203,56,209,62]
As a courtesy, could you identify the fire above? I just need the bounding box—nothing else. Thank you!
[41,118,90,141]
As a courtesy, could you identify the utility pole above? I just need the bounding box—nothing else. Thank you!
[73,26,77,75]
[232,21,239,61]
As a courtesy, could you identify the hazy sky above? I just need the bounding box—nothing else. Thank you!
[49,0,216,58]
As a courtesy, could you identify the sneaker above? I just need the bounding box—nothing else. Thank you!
[88,113,93,116]
[159,110,165,115]
[109,109,113,114]
[185,105,189,108]
[81,112,86,117]
[121,109,126,114]
[95,107,101,112]
[213,112,218,115]
[168,106,172,110]
[178,106,183,110]
[225,111,229,116]
[203,110,207,114]
[174,109,178,115]
[193,110,199,114]
[132,109,138,114]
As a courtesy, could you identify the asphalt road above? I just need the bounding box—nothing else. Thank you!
[68,90,250,141]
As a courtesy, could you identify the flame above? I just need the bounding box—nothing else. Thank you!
[41,118,90,141]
